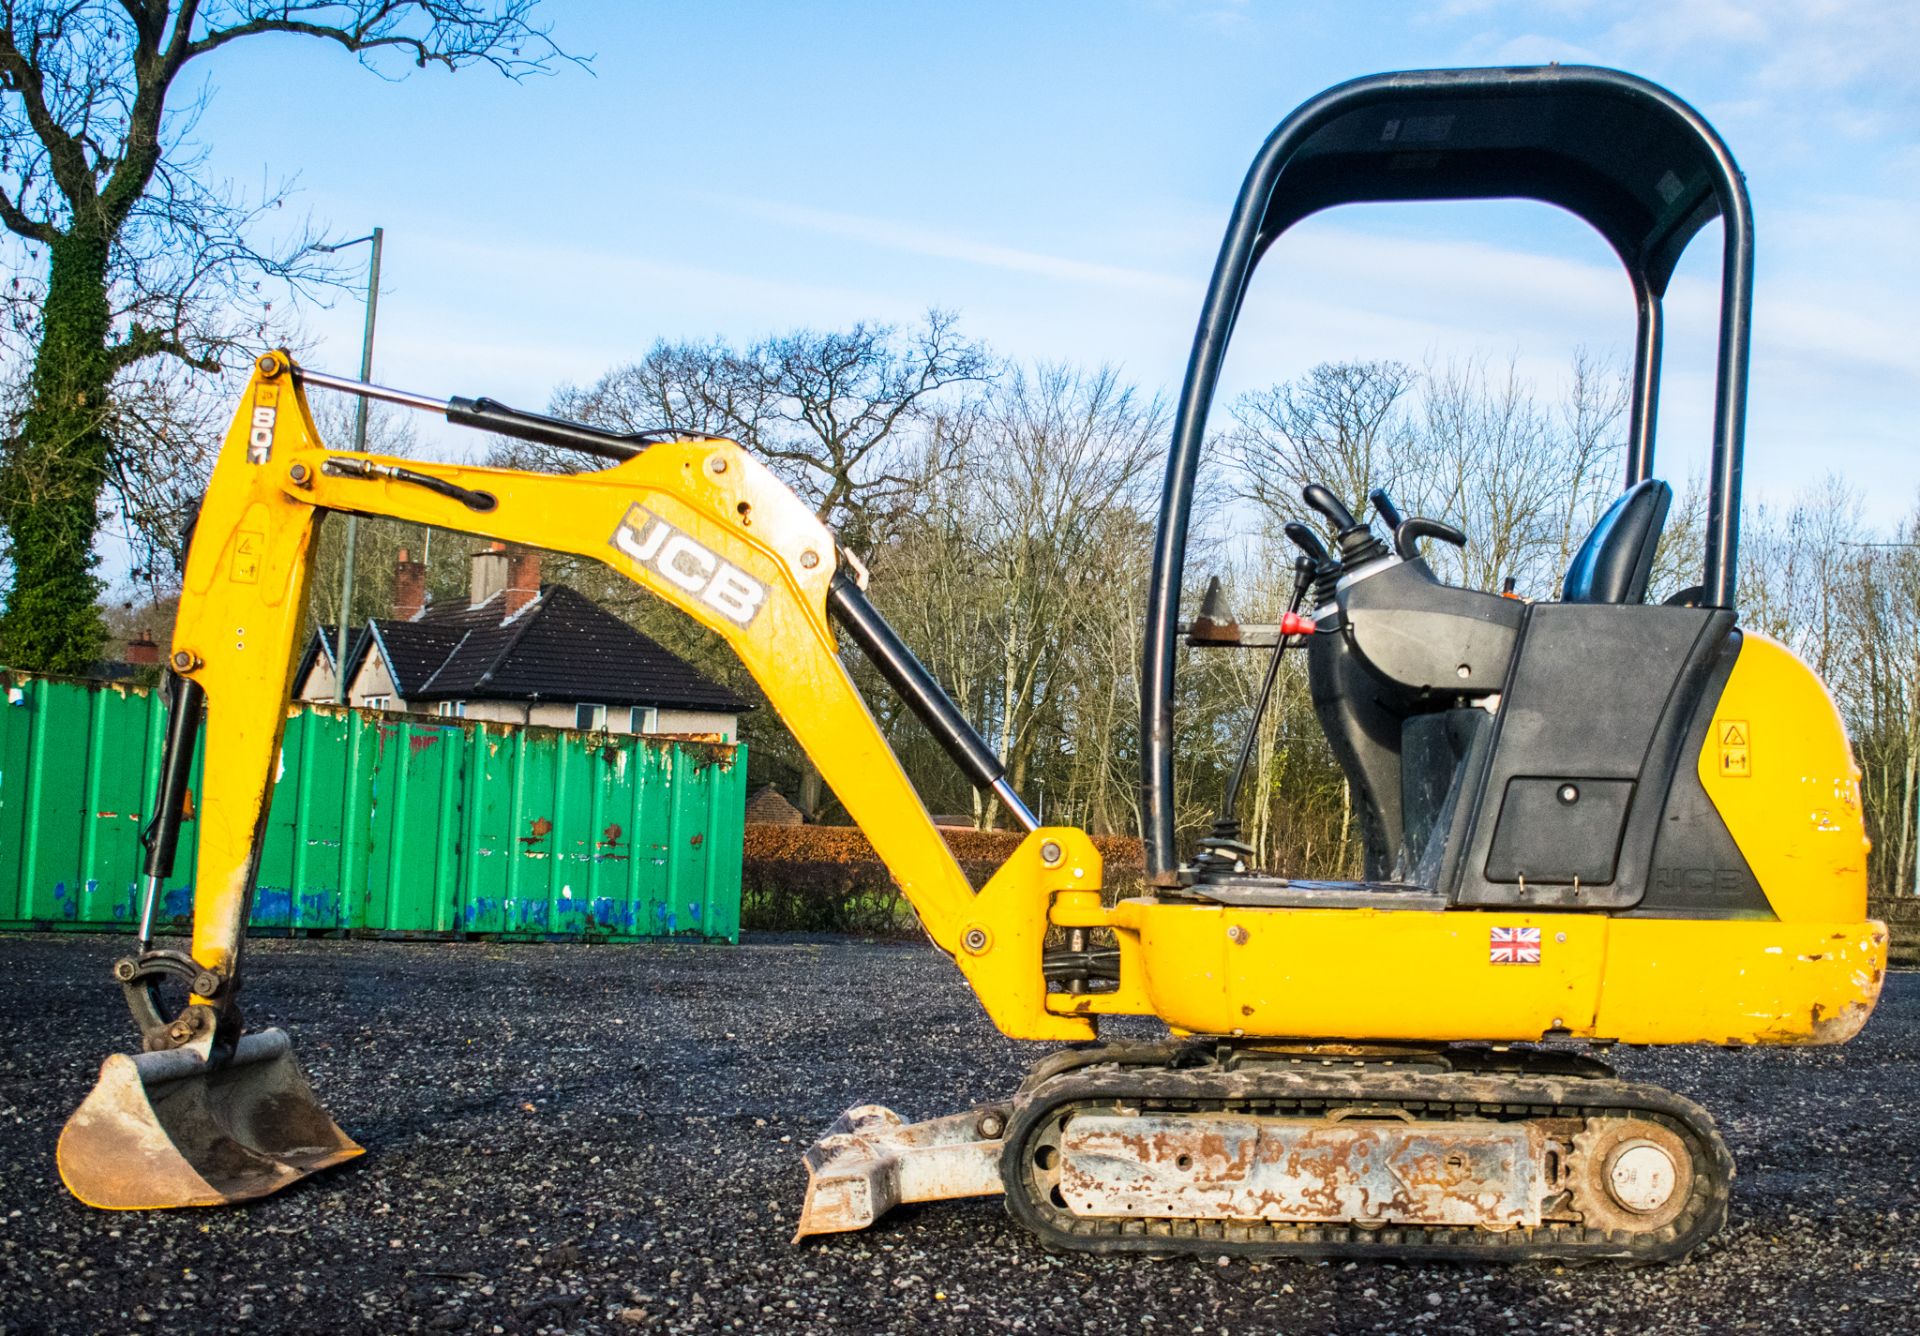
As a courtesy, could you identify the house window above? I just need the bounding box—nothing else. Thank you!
[363,695,389,710]
[575,702,607,731]
[629,706,658,734]
[437,700,467,718]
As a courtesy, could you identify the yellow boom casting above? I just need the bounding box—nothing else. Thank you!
[57,66,1890,1264]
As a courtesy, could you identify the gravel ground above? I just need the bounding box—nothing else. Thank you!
[0,932,1915,1335]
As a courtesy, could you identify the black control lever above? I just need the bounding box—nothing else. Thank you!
[1283,521,1342,606]
[1302,483,1357,532]
[1393,516,1468,562]
[1282,521,1331,565]
[1302,484,1387,566]
[1368,487,1405,530]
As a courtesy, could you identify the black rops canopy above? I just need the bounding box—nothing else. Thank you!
[1141,66,1756,882]
[1253,70,1730,295]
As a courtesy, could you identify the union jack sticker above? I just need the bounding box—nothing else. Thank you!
[1489,926,1542,965]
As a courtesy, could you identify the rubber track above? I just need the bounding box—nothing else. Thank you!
[999,1057,1733,1263]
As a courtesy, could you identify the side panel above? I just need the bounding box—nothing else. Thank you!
[22,677,92,923]
[1451,604,1727,910]
[1116,900,1886,1045]
[1697,632,1869,924]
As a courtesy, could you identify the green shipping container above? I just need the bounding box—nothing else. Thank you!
[0,672,744,942]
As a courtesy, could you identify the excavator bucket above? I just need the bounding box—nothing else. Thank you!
[58,1029,360,1210]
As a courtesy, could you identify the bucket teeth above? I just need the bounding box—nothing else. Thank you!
[58,1029,361,1210]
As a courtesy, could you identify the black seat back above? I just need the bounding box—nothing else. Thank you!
[1562,479,1671,604]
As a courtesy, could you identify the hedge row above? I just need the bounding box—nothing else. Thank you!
[741,823,1145,936]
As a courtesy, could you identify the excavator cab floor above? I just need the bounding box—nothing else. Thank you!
[1177,876,1446,910]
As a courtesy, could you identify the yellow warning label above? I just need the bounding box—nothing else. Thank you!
[230,529,264,584]
[1718,719,1750,778]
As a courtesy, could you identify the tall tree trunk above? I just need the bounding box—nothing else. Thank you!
[1900,735,1918,895]
[1,229,115,672]
[1336,779,1353,878]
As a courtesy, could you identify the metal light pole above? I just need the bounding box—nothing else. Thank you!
[314,228,384,703]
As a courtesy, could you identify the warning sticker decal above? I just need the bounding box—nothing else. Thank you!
[1717,719,1750,778]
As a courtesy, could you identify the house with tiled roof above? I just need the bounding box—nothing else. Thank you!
[295,544,747,739]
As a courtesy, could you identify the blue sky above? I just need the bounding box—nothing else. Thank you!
[186,0,1917,530]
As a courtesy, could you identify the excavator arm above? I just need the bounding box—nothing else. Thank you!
[174,352,1096,1035]
[57,351,1097,1210]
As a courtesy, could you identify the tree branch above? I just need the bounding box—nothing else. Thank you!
[0,179,57,242]
[183,2,578,78]
[0,22,101,215]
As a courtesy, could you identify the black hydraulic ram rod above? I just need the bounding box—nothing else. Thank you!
[826,572,1039,832]
[291,366,695,464]
[135,674,206,952]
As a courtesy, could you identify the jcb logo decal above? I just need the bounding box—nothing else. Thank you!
[611,504,767,627]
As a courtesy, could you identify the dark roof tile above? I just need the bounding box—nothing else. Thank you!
[397,585,745,712]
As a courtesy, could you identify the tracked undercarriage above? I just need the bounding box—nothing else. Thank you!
[799,1043,1732,1263]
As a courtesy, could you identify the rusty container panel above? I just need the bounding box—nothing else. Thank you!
[459,724,517,934]
[363,715,467,933]
[0,673,197,930]
[253,707,361,931]
[458,726,745,942]
[0,673,745,942]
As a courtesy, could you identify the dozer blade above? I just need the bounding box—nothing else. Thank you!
[794,1104,1007,1241]
[58,1029,361,1210]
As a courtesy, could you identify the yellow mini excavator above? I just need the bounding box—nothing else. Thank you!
[60,67,1885,1262]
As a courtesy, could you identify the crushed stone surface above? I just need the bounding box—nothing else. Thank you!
[0,932,1914,1334]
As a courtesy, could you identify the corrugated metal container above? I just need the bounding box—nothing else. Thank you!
[0,672,744,942]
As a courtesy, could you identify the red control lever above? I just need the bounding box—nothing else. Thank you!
[1279,612,1317,638]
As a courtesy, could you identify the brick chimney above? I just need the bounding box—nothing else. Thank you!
[125,629,160,665]
[392,548,426,621]
[504,546,542,616]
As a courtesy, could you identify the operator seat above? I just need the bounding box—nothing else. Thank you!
[1561,479,1672,604]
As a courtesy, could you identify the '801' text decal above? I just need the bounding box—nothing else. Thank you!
[610,503,767,627]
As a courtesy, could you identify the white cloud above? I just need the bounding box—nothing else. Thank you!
[702,193,1195,297]
[1489,33,1609,65]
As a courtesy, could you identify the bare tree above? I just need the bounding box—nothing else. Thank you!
[526,314,993,818]
[0,1,576,672]
[1228,359,1419,523]
[534,311,994,558]
[876,364,1164,828]
[1231,354,1629,597]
